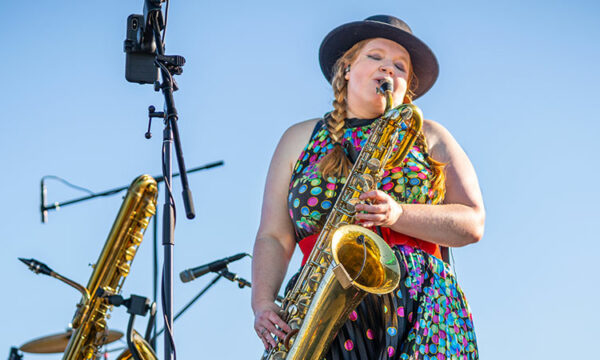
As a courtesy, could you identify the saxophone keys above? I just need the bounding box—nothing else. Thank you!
[288,317,302,330]
[83,345,96,360]
[271,350,288,360]
[129,231,143,245]
[297,296,311,313]
[287,304,298,317]
[142,200,157,216]
[383,107,398,119]
[284,329,300,351]
[136,217,150,229]
[354,174,374,192]
[362,174,374,190]
[400,106,413,121]
[307,272,323,292]
[124,245,137,261]
[346,198,361,213]
[337,221,349,228]
[117,262,130,276]
[366,158,381,172]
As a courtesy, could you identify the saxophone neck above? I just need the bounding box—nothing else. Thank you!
[50,272,91,329]
[54,272,91,301]
[19,257,90,299]
[384,90,394,112]
[376,78,394,113]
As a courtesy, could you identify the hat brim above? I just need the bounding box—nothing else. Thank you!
[319,20,439,99]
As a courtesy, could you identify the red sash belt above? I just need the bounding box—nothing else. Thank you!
[298,228,441,266]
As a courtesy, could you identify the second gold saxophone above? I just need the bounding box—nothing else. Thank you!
[62,174,158,360]
[263,82,424,360]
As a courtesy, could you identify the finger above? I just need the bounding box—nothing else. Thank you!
[263,322,287,340]
[255,324,273,349]
[360,190,390,203]
[356,203,386,214]
[268,312,292,333]
[359,190,378,200]
[264,331,278,348]
[357,212,386,221]
[372,190,390,202]
[257,330,270,350]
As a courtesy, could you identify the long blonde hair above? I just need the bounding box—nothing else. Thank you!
[317,39,446,203]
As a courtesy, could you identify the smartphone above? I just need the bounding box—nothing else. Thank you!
[124,14,158,84]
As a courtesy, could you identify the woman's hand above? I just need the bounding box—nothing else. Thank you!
[355,190,403,227]
[253,301,292,350]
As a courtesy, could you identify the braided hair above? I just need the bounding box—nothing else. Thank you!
[317,39,446,203]
[317,40,369,179]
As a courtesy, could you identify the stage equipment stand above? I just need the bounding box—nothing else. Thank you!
[142,3,194,360]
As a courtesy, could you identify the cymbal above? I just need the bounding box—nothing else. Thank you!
[20,329,123,354]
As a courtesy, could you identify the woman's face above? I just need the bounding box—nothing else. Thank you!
[345,38,411,119]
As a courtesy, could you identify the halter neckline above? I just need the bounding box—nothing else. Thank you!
[344,117,378,128]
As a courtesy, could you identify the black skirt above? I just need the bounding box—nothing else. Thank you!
[285,245,478,360]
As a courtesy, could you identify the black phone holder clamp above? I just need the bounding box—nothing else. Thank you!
[124,1,185,87]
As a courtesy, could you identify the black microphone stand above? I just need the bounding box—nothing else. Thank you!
[144,6,193,360]
[151,273,223,342]
[40,162,222,218]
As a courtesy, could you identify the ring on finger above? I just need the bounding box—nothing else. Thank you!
[260,328,267,335]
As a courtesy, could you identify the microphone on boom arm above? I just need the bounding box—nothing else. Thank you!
[179,253,249,283]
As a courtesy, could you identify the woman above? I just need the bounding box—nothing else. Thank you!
[252,15,484,359]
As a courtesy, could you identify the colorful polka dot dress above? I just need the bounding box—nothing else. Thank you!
[286,118,479,359]
[288,118,438,242]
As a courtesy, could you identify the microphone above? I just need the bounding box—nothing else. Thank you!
[180,253,248,283]
[40,179,48,224]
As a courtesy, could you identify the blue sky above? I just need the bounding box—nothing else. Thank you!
[1,1,599,359]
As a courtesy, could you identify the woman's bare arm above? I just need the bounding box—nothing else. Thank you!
[251,118,319,348]
[356,119,485,247]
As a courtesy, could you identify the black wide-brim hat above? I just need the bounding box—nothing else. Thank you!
[319,15,439,99]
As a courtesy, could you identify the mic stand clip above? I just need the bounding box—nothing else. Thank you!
[100,290,157,360]
[218,268,252,289]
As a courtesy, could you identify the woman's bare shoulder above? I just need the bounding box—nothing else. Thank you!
[282,118,322,140]
[421,119,457,163]
[272,118,322,170]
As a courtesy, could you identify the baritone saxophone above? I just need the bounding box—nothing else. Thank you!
[263,80,423,360]
[62,174,158,360]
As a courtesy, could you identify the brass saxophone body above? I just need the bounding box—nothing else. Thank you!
[264,92,424,360]
[62,174,158,360]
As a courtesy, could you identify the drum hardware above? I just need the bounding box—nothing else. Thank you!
[7,347,23,360]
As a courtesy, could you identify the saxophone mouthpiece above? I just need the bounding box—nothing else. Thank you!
[19,257,54,276]
[376,78,394,94]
